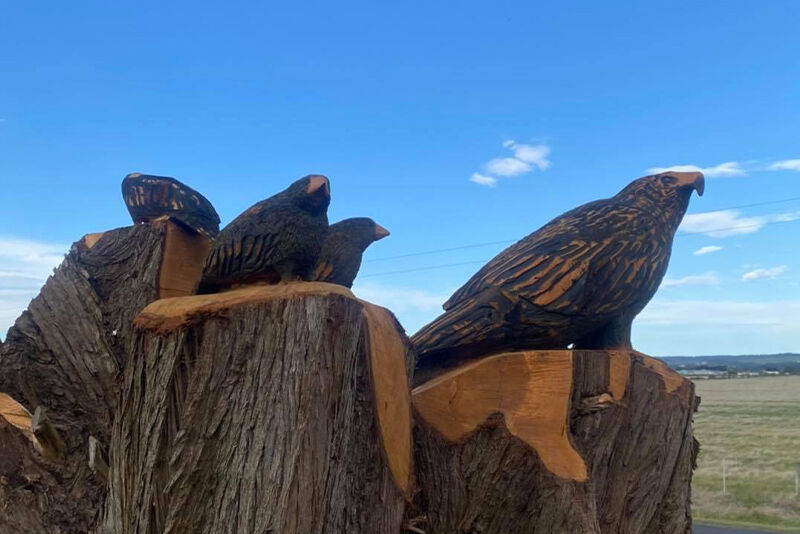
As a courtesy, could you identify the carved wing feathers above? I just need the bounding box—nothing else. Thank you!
[443,202,664,319]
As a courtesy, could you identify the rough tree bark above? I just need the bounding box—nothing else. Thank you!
[412,349,697,534]
[0,220,210,534]
[103,282,414,534]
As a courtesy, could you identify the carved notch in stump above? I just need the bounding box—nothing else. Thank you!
[414,351,586,481]
[105,282,413,534]
[412,349,697,534]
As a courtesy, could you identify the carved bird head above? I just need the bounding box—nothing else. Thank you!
[329,217,390,249]
[615,171,704,231]
[288,174,331,214]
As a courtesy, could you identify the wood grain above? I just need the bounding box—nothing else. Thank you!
[412,349,698,534]
[361,303,413,495]
[106,285,414,533]
[413,350,587,481]
[158,220,212,298]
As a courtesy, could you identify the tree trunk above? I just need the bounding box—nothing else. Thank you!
[0,220,210,534]
[412,349,696,534]
[103,282,414,534]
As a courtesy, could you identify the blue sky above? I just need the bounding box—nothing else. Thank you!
[1,1,799,355]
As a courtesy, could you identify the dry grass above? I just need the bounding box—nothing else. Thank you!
[692,375,800,530]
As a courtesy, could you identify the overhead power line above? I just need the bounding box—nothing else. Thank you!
[360,217,800,278]
[364,195,800,264]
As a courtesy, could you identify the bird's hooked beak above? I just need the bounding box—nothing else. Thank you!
[373,224,390,240]
[306,175,331,199]
[672,171,705,196]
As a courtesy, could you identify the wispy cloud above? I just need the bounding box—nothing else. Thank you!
[768,159,800,172]
[661,272,719,288]
[504,140,551,171]
[351,282,452,333]
[679,209,800,237]
[638,299,800,329]
[647,161,745,178]
[484,157,530,176]
[693,245,723,256]
[469,173,498,187]
[635,299,800,355]
[0,236,68,339]
[469,140,551,187]
[742,265,788,282]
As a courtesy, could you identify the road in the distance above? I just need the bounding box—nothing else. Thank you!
[695,524,790,534]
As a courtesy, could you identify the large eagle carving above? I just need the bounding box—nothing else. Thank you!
[412,171,704,381]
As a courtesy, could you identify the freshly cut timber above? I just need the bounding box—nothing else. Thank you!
[412,171,704,382]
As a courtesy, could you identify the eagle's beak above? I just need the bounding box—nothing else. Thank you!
[306,175,331,199]
[672,171,705,197]
[374,224,390,240]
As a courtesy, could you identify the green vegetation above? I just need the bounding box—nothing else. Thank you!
[692,376,800,531]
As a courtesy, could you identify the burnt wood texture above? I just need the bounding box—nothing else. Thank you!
[197,175,331,293]
[313,217,390,287]
[103,283,413,534]
[412,171,704,382]
[411,349,697,534]
[122,173,221,239]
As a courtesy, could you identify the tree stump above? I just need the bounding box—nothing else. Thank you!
[0,220,211,534]
[103,282,414,534]
[412,349,697,534]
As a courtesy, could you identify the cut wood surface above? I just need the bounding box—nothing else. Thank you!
[158,220,212,298]
[413,350,586,481]
[412,349,697,534]
[0,392,34,442]
[104,283,413,534]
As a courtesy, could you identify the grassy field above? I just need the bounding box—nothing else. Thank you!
[692,375,800,531]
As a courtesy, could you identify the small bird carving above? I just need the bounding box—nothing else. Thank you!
[313,218,390,287]
[412,171,705,380]
[196,175,331,294]
[121,173,220,239]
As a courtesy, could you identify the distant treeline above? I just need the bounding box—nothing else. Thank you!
[661,353,800,374]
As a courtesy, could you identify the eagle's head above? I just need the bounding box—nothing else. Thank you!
[330,217,390,250]
[288,174,331,214]
[615,171,704,231]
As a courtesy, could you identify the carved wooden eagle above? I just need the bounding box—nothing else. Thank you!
[196,175,331,294]
[122,173,220,239]
[313,218,390,288]
[412,171,704,380]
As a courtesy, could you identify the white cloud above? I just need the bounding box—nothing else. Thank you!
[469,172,498,187]
[647,161,745,178]
[484,157,531,176]
[679,209,800,237]
[351,282,452,333]
[742,265,788,282]
[637,299,800,330]
[352,283,447,314]
[661,273,719,288]
[0,236,68,339]
[768,159,800,172]
[693,245,723,256]
[471,139,552,186]
[506,141,551,171]
[634,299,800,355]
